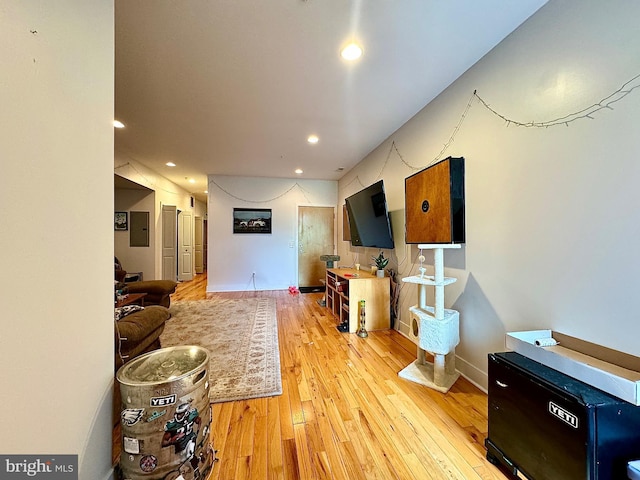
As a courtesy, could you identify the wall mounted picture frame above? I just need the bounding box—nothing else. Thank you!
[115,211,128,231]
[233,208,272,234]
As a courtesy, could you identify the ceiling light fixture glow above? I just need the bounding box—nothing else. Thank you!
[166,162,176,167]
[113,120,125,128]
[341,43,362,61]
[307,135,319,144]
[188,178,196,184]
[295,169,303,175]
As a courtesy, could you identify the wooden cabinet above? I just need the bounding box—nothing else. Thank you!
[325,268,390,333]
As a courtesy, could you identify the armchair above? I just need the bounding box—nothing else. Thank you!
[114,257,177,307]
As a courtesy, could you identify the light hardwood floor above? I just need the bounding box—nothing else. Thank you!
[166,273,509,480]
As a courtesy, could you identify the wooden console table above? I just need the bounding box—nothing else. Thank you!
[325,268,390,333]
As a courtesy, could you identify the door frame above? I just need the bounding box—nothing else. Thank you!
[177,209,194,282]
[161,204,177,281]
[296,203,337,288]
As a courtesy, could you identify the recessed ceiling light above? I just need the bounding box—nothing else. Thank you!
[341,43,362,61]
[295,169,303,175]
[113,120,125,128]
[166,162,176,167]
[307,135,319,144]
[188,178,196,184]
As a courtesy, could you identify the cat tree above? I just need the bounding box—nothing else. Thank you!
[399,244,460,393]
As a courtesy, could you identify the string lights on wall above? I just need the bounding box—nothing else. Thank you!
[340,71,640,197]
[338,70,640,310]
[208,178,314,204]
[115,161,184,198]
[119,71,640,215]
[474,72,640,128]
[339,90,476,196]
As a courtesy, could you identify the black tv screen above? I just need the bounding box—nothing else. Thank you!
[345,180,394,249]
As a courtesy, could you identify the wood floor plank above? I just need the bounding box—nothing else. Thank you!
[278,374,295,441]
[252,401,269,480]
[214,401,250,480]
[266,396,285,480]
[281,438,300,480]
[294,423,315,480]
[300,400,330,479]
[160,274,509,480]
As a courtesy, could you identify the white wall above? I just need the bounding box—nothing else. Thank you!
[0,1,114,478]
[115,155,202,280]
[115,188,155,279]
[338,0,640,390]
[208,176,337,291]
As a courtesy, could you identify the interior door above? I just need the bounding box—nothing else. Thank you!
[298,206,335,289]
[203,219,208,270]
[178,209,194,281]
[161,205,177,281]
[194,215,204,274]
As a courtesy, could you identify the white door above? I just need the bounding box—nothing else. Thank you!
[194,215,204,274]
[178,209,194,281]
[162,205,177,281]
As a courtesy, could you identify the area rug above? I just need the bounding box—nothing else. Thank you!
[160,297,282,403]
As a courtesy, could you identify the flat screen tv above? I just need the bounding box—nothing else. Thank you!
[345,180,394,249]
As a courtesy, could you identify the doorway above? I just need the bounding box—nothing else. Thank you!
[177,209,194,282]
[161,205,177,281]
[195,215,205,274]
[297,206,335,292]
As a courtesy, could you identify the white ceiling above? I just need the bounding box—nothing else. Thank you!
[115,0,547,202]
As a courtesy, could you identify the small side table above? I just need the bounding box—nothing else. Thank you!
[115,293,147,308]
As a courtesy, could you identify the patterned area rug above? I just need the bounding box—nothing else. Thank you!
[161,297,282,403]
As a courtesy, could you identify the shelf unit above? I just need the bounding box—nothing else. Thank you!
[325,268,390,333]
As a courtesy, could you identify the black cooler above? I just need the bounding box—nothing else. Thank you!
[486,351,640,480]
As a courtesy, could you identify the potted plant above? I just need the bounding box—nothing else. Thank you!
[372,252,388,278]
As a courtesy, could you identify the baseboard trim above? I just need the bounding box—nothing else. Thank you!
[299,286,324,293]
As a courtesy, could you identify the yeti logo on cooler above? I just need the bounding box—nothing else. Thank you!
[549,401,578,428]
[150,393,177,407]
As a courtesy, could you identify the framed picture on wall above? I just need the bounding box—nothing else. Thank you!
[233,208,272,234]
[115,211,128,231]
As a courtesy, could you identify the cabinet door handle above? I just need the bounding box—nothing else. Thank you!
[495,380,508,388]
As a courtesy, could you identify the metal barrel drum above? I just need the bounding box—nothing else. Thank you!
[116,346,214,480]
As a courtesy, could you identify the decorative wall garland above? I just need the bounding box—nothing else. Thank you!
[340,90,476,195]
[115,161,184,197]
[474,72,640,128]
[341,72,640,197]
[338,71,640,311]
[208,177,314,204]
[120,72,640,210]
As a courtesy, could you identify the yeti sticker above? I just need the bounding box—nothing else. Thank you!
[549,401,578,428]
[151,393,177,407]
